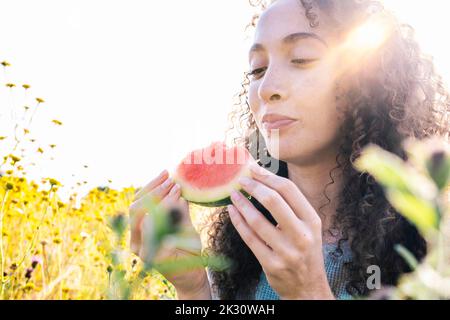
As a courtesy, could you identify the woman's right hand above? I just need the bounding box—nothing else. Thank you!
[128,169,211,299]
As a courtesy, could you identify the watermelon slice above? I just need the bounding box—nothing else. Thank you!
[173,142,255,207]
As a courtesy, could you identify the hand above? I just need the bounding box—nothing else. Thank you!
[129,170,210,297]
[228,163,335,300]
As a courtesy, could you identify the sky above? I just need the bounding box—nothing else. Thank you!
[1,0,449,202]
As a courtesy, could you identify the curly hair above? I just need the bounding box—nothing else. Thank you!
[206,0,450,299]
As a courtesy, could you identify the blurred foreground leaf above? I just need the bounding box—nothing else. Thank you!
[387,189,440,234]
[154,254,231,277]
[394,244,419,271]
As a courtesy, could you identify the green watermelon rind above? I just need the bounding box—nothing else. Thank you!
[188,190,252,208]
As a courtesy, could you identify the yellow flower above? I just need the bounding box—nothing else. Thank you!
[49,178,60,186]
[0,136,7,140]
[22,84,31,89]
[62,287,71,294]
[52,119,63,126]
[10,154,21,163]
[23,283,36,291]
[36,97,45,103]
[37,147,44,154]
[1,61,11,67]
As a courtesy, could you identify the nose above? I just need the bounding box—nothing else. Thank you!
[257,65,287,104]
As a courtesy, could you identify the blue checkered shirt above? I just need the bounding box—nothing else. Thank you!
[208,242,355,300]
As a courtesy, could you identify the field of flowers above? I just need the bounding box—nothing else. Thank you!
[0,59,206,300]
[0,161,189,299]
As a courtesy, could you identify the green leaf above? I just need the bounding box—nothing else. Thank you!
[387,189,439,234]
[426,151,450,191]
[108,213,127,239]
[394,244,419,270]
[354,144,437,201]
[154,254,231,276]
[354,146,411,191]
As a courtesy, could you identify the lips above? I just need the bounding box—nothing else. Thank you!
[262,113,297,131]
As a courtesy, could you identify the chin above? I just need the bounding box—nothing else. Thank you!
[266,137,322,167]
[265,137,300,163]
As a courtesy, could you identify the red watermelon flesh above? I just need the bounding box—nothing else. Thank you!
[173,142,255,207]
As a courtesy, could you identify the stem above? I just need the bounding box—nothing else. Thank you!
[9,186,53,277]
[437,229,445,274]
[26,102,40,132]
[0,101,40,171]
[42,243,48,289]
[0,189,10,299]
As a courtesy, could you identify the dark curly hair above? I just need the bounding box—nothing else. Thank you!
[205,0,450,299]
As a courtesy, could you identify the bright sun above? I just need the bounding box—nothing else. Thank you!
[344,14,391,54]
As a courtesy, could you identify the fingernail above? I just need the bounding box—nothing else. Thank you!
[159,169,167,177]
[169,183,180,195]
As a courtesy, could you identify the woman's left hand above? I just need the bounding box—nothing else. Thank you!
[228,163,335,300]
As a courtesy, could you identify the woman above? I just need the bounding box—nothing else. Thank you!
[129,0,450,299]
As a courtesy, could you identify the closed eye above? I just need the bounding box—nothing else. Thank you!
[247,58,320,80]
[291,58,319,64]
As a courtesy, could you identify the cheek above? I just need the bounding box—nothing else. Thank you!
[289,74,344,151]
[306,86,338,118]
[294,67,341,123]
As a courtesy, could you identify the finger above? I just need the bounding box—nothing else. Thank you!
[129,179,175,254]
[227,204,273,264]
[134,169,169,201]
[229,192,285,253]
[139,215,157,263]
[130,178,175,222]
[160,183,181,206]
[249,163,319,224]
[160,188,193,228]
[129,198,149,255]
[237,176,303,235]
[130,213,145,255]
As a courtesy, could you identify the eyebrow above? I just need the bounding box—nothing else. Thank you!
[248,32,329,61]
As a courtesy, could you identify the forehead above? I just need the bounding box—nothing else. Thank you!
[254,0,331,44]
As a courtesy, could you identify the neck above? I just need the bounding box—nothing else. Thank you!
[286,156,344,243]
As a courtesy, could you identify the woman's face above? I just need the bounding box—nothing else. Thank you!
[248,0,345,166]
